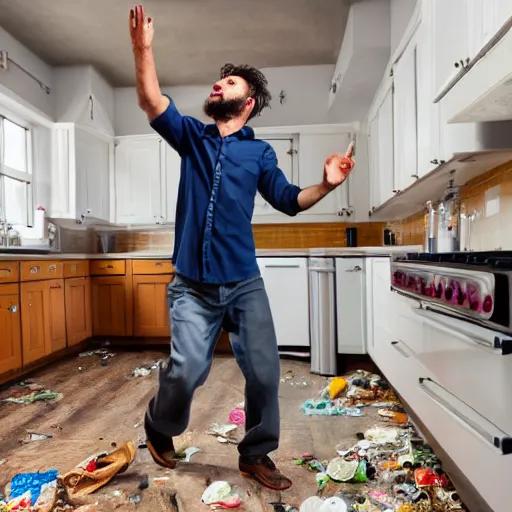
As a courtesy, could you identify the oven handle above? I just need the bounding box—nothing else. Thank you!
[418,377,512,455]
[412,305,512,355]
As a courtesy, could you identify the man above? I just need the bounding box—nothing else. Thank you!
[129,5,355,491]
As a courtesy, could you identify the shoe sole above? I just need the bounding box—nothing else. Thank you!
[146,439,177,470]
[240,470,292,491]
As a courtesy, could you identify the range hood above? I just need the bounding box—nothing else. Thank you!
[442,21,512,124]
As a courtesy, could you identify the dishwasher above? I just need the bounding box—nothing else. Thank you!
[308,257,337,376]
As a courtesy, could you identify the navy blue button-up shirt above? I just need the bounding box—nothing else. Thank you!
[150,96,303,284]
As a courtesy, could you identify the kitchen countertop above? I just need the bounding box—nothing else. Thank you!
[0,246,422,260]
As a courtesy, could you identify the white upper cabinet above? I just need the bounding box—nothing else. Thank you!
[50,124,112,223]
[114,136,166,225]
[165,146,182,224]
[75,127,110,222]
[298,131,351,218]
[431,0,472,97]
[393,28,418,193]
[368,79,395,212]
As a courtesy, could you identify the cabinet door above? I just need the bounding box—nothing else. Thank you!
[377,85,395,204]
[75,128,110,222]
[298,132,351,216]
[431,0,470,96]
[336,259,366,354]
[65,277,92,346]
[368,113,380,211]
[20,281,51,365]
[365,258,392,357]
[115,137,165,224]
[393,33,418,193]
[0,284,22,374]
[416,9,441,178]
[133,275,172,337]
[48,279,67,353]
[476,0,512,51]
[257,258,309,348]
[91,276,127,336]
[254,136,296,216]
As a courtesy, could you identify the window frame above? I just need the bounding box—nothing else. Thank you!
[0,112,34,227]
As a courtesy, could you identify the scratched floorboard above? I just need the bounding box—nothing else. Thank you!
[0,350,381,511]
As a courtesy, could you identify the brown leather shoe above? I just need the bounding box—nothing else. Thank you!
[239,456,292,491]
[145,416,177,469]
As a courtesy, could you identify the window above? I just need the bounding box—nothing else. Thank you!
[0,116,32,226]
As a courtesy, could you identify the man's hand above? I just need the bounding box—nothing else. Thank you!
[323,142,355,191]
[130,5,154,52]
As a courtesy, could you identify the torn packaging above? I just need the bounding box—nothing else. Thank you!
[62,441,137,498]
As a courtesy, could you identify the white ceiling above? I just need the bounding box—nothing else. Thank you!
[0,0,351,87]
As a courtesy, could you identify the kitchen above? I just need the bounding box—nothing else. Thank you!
[0,0,512,510]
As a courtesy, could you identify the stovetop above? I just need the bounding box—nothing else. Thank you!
[393,251,512,271]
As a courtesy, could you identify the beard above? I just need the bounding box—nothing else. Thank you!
[203,96,248,122]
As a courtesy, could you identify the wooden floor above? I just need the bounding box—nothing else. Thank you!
[0,350,383,511]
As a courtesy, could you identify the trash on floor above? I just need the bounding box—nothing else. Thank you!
[79,349,115,361]
[175,446,200,462]
[131,359,163,378]
[62,440,137,498]
[280,370,309,387]
[228,407,245,425]
[201,481,241,509]
[301,399,363,417]
[295,368,467,512]
[0,382,63,405]
[0,469,59,511]
[207,424,238,444]
[22,432,53,444]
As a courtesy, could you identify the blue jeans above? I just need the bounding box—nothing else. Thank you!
[146,273,281,458]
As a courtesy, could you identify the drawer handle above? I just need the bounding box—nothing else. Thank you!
[418,377,512,455]
[391,340,414,358]
[0,268,12,275]
[30,266,40,274]
[48,264,57,271]
[99,265,115,269]
[264,264,301,269]
[155,262,163,267]
[345,265,362,272]
[5,304,17,313]
[50,284,61,289]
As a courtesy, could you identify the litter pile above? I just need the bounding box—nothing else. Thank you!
[131,359,163,378]
[0,442,137,511]
[280,370,309,388]
[301,371,401,417]
[0,382,62,405]
[295,371,466,511]
[78,349,115,368]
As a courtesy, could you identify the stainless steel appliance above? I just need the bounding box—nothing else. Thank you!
[390,251,512,351]
[308,257,337,376]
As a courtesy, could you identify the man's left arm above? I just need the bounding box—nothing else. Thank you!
[258,142,355,215]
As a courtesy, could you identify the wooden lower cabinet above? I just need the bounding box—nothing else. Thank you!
[20,279,66,365]
[65,277,92,346]
[0,284,22,374]
[91,276,128,336]
[133,274,172,337]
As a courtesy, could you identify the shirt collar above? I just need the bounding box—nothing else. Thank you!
[204,123,255,141]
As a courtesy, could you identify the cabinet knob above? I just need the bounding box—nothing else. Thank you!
[345,265,362,272]
[50,284,61,289]
[8,305,17,313]
[393,189,401,194]
[411,174,419,179]
[430,159,439,165]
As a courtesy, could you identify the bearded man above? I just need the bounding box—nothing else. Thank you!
[129,4,355,490]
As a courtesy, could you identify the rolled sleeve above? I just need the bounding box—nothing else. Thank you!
[258,145,302,216]
[149,94,188,155]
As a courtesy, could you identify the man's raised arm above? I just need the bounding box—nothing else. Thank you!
[130,5,169,121]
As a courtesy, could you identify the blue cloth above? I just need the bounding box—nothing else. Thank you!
[150,95,303,284]
[146,273,281,457]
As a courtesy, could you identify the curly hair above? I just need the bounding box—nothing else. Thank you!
[220,63,272,120]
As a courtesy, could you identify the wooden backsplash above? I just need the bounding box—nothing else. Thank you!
[113,222,387,252]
